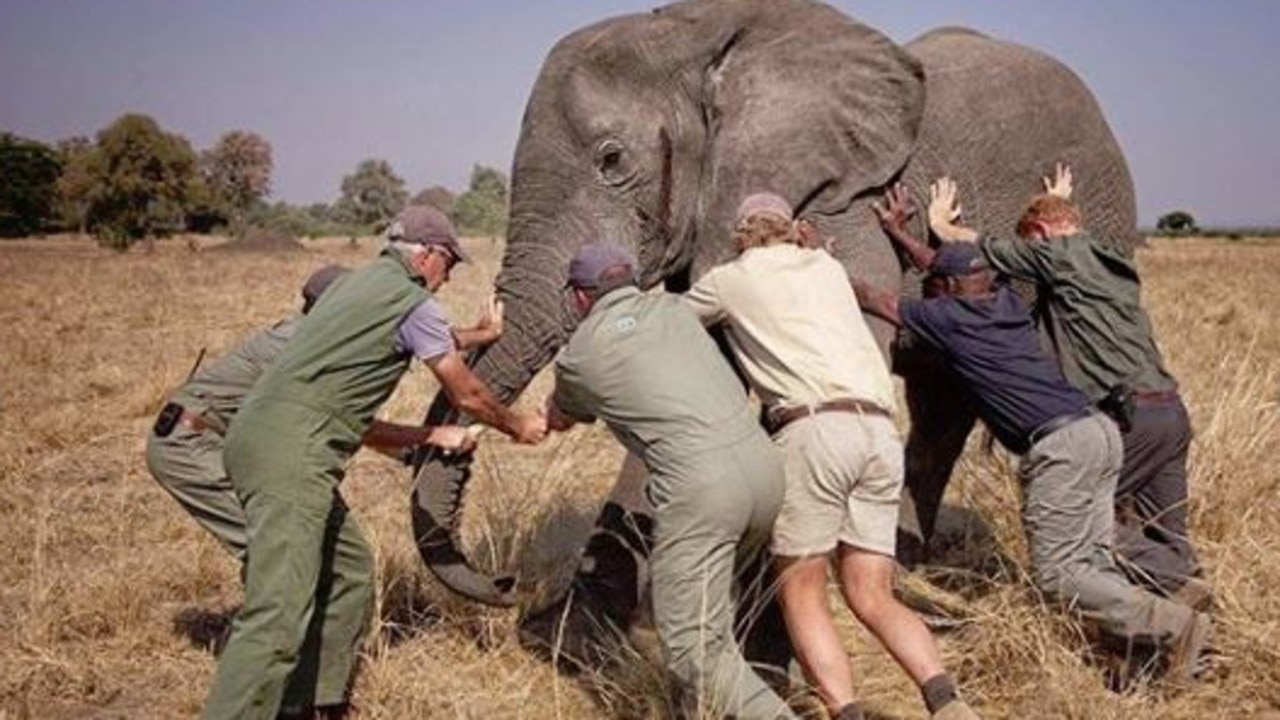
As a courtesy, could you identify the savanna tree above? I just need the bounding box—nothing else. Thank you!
[412,185,457,216]
[451,164,508,237]
[86,113,198,247]
[201,130,273,237]
[0,133,62,238]
[55,136,96,234]
[1156,210,1198,235]
[334,158,408,232]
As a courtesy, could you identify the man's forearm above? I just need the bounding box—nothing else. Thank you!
[931,219,980,243]
[446,380,521,437]
[884,224,936,272]
[429,351,523,439]
[362,420,429,452]
[851,279,903,327]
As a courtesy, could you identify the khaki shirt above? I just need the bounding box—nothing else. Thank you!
[980,232,1176,401]
[553,287,760,478]
[684,244,896,414]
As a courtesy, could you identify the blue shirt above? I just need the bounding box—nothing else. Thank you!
[900,285,1090,453]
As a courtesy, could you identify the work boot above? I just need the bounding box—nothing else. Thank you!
[1165,611,1214,684]
[931,699,980,720]
[831,702,866,720]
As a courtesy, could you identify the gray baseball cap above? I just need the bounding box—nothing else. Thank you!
[388,205,469,263]
[301,264,350,313]
[567,242,638,290]
[735,192,793,225]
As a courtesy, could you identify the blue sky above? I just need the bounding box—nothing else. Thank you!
[2,1,1278,226]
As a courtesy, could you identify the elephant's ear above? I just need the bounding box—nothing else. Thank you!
[692,0,924,272]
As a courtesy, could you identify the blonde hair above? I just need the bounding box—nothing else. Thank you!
[732,215,799,254]
[1017,194,1082,238]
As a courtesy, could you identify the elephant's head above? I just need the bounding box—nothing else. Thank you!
[414,0,926,604]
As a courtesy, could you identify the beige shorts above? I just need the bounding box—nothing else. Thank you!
[770,411,904,558]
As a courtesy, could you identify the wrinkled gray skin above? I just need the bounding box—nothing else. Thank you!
[412,0,1139,660]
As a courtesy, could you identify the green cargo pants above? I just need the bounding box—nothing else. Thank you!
[203,401,375,720]
[648,432,796,720]
[145,424,248,561]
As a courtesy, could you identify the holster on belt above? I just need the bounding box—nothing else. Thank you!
[1096,383,1134,433]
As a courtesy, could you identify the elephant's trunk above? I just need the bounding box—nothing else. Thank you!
[412,231,577,607]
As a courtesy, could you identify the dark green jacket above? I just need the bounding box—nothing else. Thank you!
[980,232,1176,400]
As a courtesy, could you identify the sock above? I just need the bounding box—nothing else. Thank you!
[921,673,960,714]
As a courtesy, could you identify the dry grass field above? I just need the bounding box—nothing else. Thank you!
[1,234,1277,719]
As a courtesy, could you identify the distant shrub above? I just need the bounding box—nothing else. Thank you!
[1156,210,1198,236]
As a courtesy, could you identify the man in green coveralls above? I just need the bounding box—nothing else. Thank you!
[202,206,547,720]
[545,242,795,719]
[147,265,481,563]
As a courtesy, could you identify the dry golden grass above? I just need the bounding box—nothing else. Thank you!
[0,234,1277,719]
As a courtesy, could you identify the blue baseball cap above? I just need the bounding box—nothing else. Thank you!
[930,243,988,277]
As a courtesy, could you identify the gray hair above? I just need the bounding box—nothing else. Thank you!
[387,239,429,261]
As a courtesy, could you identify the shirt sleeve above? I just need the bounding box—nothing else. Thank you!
[683,269,727,326]
[396,298,456,361]
[550,360,597,422]
[980,236,1045,281]
[899,298,955,353]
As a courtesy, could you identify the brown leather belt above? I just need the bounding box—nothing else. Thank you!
[178,408,227,435]
[765,398,892,435]
[1133,390,1180,405]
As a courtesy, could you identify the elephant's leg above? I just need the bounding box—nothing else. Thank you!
[895,346,979,568]
[518,454,652,670]
[518,454,796,684]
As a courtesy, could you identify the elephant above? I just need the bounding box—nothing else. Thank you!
[410,0,1140,668]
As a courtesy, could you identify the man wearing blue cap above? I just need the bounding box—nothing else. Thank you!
[929,167,1207,610]
[545,241,795,719]
[851,185,1211,684]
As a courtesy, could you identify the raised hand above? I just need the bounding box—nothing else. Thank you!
[872,182,916,232]
[928,177,979,242]
[472,294,505,345]
[1043,163,1073,199]
[928,177,963,230]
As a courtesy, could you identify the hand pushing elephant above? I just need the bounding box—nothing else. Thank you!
[410,0,1140,665]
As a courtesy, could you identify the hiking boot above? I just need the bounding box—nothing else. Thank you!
[831,702,865,720]
[1169,578,1215,613]
[1166,611,1214,684]
[931,699,980,720]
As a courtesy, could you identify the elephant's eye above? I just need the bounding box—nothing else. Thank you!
[595,140,632,186]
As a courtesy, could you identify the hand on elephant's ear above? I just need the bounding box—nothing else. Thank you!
[693,0,925,274]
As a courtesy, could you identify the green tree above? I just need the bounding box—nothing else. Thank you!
[0,133,62,237]
[201,130,273,237]
[412,185,457,216]
[54,136,96,234]
[333,158,407,231]
[86,113,198,247]
[451,164,508,237]
[1156,210,1198,235]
